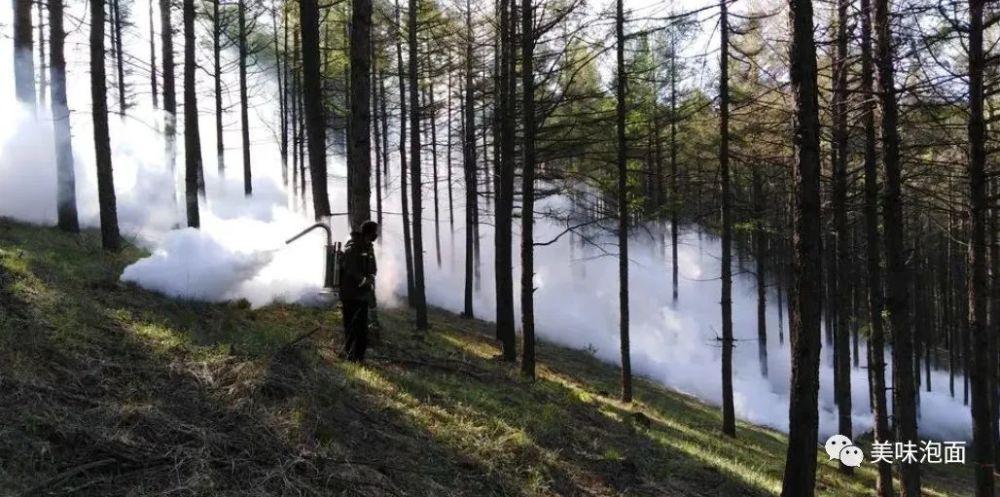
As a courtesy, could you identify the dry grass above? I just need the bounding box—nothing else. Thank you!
[0,219,976,496]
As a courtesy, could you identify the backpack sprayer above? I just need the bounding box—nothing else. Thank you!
[285,220,343,307]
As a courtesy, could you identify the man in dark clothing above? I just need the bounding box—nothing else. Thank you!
[340,220,378,362]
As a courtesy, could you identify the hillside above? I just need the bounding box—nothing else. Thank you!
[0,219,975,496]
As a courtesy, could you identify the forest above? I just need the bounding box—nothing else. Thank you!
[0,0,998,493]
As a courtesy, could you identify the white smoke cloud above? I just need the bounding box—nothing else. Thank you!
[0,0,976,444]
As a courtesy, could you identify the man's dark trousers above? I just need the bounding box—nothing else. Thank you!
[342,298,369,361]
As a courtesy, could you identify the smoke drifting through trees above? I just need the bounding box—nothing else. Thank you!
[3,0,1000,494]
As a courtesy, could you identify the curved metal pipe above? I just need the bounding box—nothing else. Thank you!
[285,222,332,246]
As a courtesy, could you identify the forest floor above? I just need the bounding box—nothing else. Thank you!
[0,218,979,497]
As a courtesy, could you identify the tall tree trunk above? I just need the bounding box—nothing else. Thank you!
[615,0,631,403]
[780,0,823,491]
[14,0,36,106]
[669,33,679,303]
[832,0,852,464]
[299,0,331,218]
[49,0,79,232]
[408,0,429,329]
[149,0,158,108]
[425,68,442,267]
[875,0,919,489]
[753,164,767,378]
[495,0,516,359]
[860,0,892,491]
[37,3,46,107]
[214,0,225,174]
[520,0,535,379]
[395,0,415,303]
[238,0,253,195]
[160,0,176,171]
[379,65,390,197]
[112,0,126,115]
[447,72,455,229]
[718,0,735,437]
[966,0,995,493]
[373,52,384,228]
[183,0,202,228]
[349,0,373,228]
[273,3,287,184]
[91,0,121,250]
[462,0,477,319]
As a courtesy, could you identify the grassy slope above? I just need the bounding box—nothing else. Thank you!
[0,219,975,497]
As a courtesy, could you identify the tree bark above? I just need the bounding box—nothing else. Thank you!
[160,0,177,165]
[14,0,36,106]
[91,0,121,250]
[520,0,536,379]
[349,0,373,229]
[408,0,429,329]
[373,52,384,228]
[966,0,995,493]
[300,0,331,218]
[149,0,158,108]
[753,164,767,378]
[214,0,225,174]
[238,0,253,194]
[859,0,892,491]
[49,0,79,232]
[875,0,919,489]
[462,0,477,320]
[780,0,823,492]
[832,0,852,465]
[183,0,202,227]
[718,0,735,437]
[395,0,415,303]
[669,33,679,303]
[495,0,516,359]
[111,0,126,115]
[615,0,631,403]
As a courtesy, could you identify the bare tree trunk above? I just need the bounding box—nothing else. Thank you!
[272,3,287,184]
[238,0,253,195]
[425,70,442,268]
[183,0,202,227]
[91,0,121,250]
[395,0,415,303]
[966,1,995,493]
[875,0,919,489]
[112,0,126,115]
[160,0,176,172]
[495,0,516,359]
[669,33,679,303]
[462,0,477,319]
[780,0,823,491]
[447,72,455,229]
[860,0,891,491]
[14,0,36,106]
[753,164,767,378]
[49,0,79,232]
[718,0,735,437]
[349,0,373,228]
[408,0,429,329]
[615,0,631,403]
[149,0,158,108]
[214,0,225,175]
[36,3,46,107]
[372,48,383,228]
[520,0,535,379]
[832,0,852,464]
[300,0,331,218]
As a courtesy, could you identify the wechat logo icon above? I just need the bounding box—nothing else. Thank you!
[825,434,864,468]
